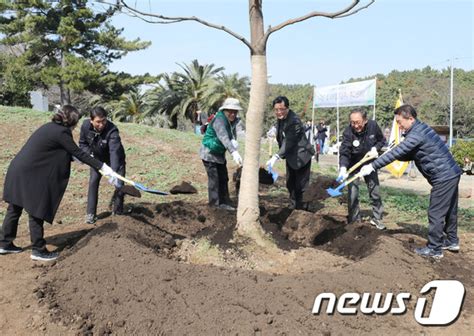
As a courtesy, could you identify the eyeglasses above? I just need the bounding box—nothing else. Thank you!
[350,120,365,126]
[274,107,288,112]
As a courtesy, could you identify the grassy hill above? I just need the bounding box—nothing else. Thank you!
[0,105,472,231]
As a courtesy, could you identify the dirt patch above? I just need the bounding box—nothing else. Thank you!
[169,181,198,194]
[30,200,473,335]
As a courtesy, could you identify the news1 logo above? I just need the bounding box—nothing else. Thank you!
[312,280,465,326]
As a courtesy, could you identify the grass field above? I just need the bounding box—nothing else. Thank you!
[0,105,472,231]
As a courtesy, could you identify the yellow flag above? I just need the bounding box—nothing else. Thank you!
[385,90,409,178]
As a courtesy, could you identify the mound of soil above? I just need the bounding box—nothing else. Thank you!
[169,181,198,194]
[303,174,339,203]
[36,201,473,335]
[233,167,276,193]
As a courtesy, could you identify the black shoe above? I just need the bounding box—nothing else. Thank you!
[0,243,23,254]
[85,214,97,224]
[31,249,59,261]
[414,246,443,260]
[441,240,460,252]
[370,218,386,230]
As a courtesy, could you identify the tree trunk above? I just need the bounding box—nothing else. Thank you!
[59,52,71,105]
[236,54,268,243]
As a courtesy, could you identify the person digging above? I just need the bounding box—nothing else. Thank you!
[79,106,127,224]
[337,108,386,230]
[199,98,243,211]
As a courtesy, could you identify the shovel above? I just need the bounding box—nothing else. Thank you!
[100,171,168,195]
[336,141,396,183]
[327,172,364,197]
[336,150,379,183]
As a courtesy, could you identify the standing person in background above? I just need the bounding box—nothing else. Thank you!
[266,96,315,210]
[316,120,328,154]
[338,108,386,229]
[360,104,462,259]
[79,106,126,224]
[200,98,243,211]
[0,105,118,261]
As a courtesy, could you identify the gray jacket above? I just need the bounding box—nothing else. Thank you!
[372,119,461,185]
[199,115,238,164]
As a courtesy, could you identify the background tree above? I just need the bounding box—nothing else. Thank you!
[106,0,375,243]
[0,0,150,105]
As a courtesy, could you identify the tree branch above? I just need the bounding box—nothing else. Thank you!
[95,0,253,51]
[263,0,374,45]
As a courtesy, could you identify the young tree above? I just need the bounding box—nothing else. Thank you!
[107,0,375,243]
[0,0,150,105]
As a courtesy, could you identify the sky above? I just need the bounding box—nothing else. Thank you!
[104,0,473,87]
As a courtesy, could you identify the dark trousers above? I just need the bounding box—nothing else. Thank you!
[427,176,460,252]
[87,164,125,215]
[202,160,230,207]
[286,160,311,210]
[0,203,46,251]
[347,171,383,223]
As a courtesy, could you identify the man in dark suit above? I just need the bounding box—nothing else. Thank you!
[338,108,386,229]
[360,104,462,259]
[79,106,126,224]
[266,96,315,210]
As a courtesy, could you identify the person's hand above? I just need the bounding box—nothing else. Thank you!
[231,151,243,166]
[336,166,348,182]
[369,147,379,158]
[101,163,115,177]
[266,154,280,169]
[360,164,375,176]
[231,139,239,150]
[108,176,121,188]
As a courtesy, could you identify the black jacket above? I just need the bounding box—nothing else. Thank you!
[372,119,461,185]
[339,119,385,169]
[3,122,103,223]
[276,110,315,170]
[316,124,328,140]
[79,119,126,171]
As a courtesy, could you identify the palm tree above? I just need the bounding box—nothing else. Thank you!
[111,87,146,123]
[145,60,224,128]
[208,72,250,112]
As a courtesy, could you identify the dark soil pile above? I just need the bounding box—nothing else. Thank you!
[37,201,474,335]
[169,181,198,194]
[303,174,339,203]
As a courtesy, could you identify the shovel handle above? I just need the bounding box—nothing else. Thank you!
[99,170,136,186]
[343,172,364,187]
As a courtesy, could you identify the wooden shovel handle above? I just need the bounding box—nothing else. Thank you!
[99,170,136,186]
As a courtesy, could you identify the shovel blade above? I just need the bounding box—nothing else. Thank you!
[326,187,343,197]
[120,185,142,198]
[134,182,169,195]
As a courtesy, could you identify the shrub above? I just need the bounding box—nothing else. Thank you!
[451,140,474,166]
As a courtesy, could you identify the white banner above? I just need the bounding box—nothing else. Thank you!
[314,79,376,108]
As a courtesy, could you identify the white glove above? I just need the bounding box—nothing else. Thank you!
[369,147,379,158]
[266,154,280,169]
[360,163,375,176]
[108,176,121,188]
[336,166,348,182]
[231,151,243,166]
[231,139,239,150]
[101,163,115,177]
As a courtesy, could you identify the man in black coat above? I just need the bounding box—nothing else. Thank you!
[360,104,462,259]
[0,105,118,261]
[266,96,315,210]
[79,106,126,223]
[316,120,328,154]
[338,108,386,229]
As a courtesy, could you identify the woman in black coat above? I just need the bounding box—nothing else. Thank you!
[0,105,119,261]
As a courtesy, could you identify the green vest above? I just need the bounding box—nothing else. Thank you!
[202,111,233,154]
